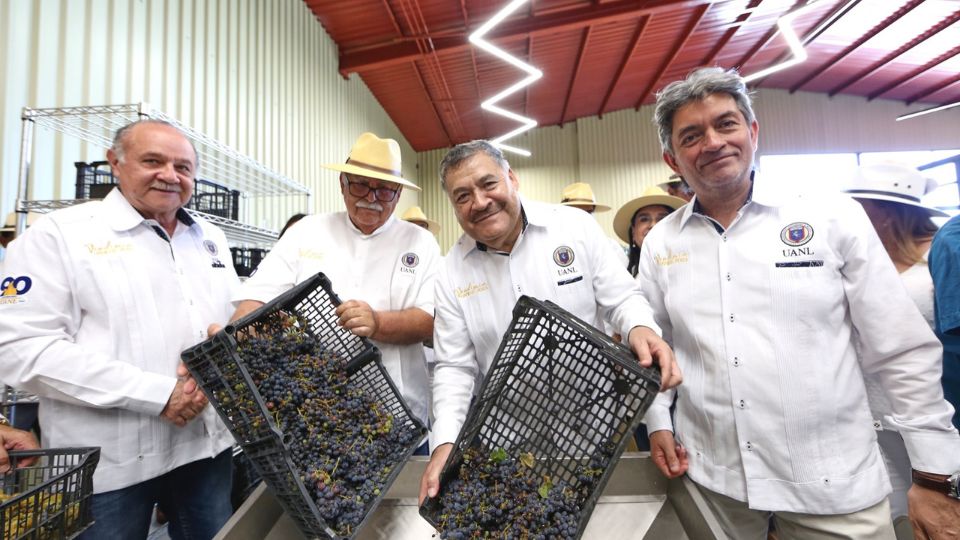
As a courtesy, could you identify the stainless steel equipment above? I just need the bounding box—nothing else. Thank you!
[215,453,727,540]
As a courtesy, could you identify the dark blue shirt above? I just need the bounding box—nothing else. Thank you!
[930,214,960,429]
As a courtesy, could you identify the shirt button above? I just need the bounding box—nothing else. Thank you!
[738,399,746,409]
[733,357,740,366]
[138,455,144,461]
[722,235,728,242]
[726,273,731,281]
[729,314,735,322]
[745,442,753,451]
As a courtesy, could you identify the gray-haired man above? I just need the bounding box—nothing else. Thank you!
[639,67,960,539]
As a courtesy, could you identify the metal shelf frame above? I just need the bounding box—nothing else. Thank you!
[13,102,312,242]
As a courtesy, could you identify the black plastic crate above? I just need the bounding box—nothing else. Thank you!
[187,179,239,220]
[181,273,426,539]
[73,161,116,199]
[420,296,661,538]
[0,448,100,540]
[229,247,269,278]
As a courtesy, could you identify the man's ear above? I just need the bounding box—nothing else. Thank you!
[662,151,681,174]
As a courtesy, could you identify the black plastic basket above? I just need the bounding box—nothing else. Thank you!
[187,179,240,220]
[229,247,269,278]
[0,447,100,540]
[73,161,117,199]
[420,296,661,538]
[181,273,426,539]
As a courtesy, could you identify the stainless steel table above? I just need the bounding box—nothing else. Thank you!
[216,452,727,539]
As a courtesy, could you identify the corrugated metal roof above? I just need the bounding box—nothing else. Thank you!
[305,0,960,151]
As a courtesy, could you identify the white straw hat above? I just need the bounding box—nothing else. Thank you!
[844,162,947,217]
[560,182,611,212]
[322,132,420,191]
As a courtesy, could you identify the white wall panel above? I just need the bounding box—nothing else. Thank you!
[0,0,419,235]
[418,88,960,252]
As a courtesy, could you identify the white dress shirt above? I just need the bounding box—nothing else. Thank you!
[432,199,660,447]
[237,212,439,425]
[0,189,237,493]
[638,179,960,514]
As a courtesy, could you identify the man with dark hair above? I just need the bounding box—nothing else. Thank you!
[419,139,682,503]
[641,67,960,539]
[0,119,238,540]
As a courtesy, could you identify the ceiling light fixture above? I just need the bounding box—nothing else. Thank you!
[896,100,960,121]
[469,0,543,157]
[743,0,855,83]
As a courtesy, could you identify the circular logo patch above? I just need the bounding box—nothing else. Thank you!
[553,246,575,267]
[203,239,219,256]
[780,222,814,247]
[402,252,419,268]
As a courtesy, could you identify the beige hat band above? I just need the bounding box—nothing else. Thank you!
[846,189,920,204]
[346,158,402,178]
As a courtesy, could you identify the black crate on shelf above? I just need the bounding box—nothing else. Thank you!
[420,296,661,539]
[187,179,240,220]
[229,247,269,278]
[0,447,100,540]
[181,273,426,539]
[74,161,117,199]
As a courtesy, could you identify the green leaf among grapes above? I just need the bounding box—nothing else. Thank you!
[519,452,534,468]
[489,447,508,464]
[538,476,553,498]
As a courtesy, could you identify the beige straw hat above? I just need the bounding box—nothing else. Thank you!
[560,182,610,212]
[322,132,420,191]
[613,186,687,243]
[400,206,440,235]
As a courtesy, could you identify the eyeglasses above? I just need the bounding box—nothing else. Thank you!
[345,178,400,202]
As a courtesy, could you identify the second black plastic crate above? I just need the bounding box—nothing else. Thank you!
[187,179,240,220]
[229,247,269,278]
[74,161,117,199]
[0,447,100,540]
[420,296,661,538]
[181,272,426,539]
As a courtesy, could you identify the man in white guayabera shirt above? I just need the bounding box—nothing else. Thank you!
[639,66,960,540]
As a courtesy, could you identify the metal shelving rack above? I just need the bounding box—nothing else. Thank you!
[13,102,312,243]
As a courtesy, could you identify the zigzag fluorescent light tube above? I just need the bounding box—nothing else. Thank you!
[469,0,543,157]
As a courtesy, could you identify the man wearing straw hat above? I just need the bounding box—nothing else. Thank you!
[401,206,441,236]
[640,66,960,539]
[561,182,629,267]
[0,120,238,539]
[418,140,682,504]
[231,133,440,444]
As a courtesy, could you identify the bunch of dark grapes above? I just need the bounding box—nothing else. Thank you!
[235,315,418,536]
[433,443,616,539]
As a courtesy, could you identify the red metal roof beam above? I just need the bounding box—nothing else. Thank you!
[598,14,651,117]
[634,4,711,110]
[869,44,960,101]
[560,27,593,125]
[906,73,960,105]
[789,0,924,92]
[828,10,960,96]
[338,0,713,77]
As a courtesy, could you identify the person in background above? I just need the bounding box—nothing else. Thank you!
[418,140,682,504]
[229,133,440,452]
[844,161,948,537]
[0,211,38,274]
[929,214,960,429]
[278,213,307,238]
[561,182,628,266]
[0,119,238,540]
[658,174,695,202]
[640,66,960,540]
[401,206,441,237]
[0,412,40,473]
[614,185,687,278]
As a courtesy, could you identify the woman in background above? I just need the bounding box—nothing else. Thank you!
[845,161,947,538]
[614,185,686,277]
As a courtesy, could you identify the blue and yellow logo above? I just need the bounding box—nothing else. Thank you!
[0,276,32,304]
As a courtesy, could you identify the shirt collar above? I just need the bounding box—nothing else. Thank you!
[104,188,196,234]
[343,211,395,238]
[679,169,785,230]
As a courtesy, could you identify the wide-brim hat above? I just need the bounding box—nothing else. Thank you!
[844,162,947,217]
[400,206,440,235]
[1,211,39,233]
[322,132,421,192]
[560,182,610,212]
[613,186,687,243]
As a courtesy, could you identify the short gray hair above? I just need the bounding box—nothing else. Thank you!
[653,67,756,155]
[111,119,199,168]
[438,140,509,188]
